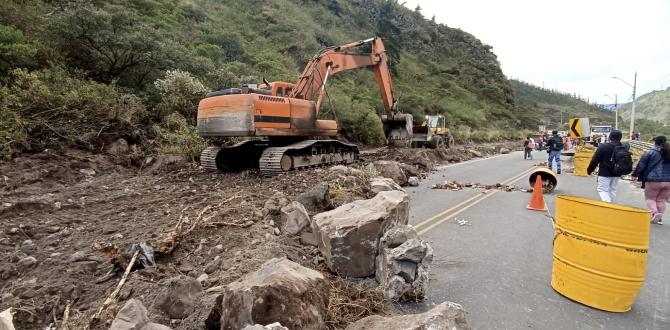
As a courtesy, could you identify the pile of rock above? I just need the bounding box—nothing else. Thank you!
[376,225,432,300]
[310,187,433,300]
[311,190,410,278]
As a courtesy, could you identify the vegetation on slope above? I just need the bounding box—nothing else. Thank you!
[510,79,616,131]
[613,89,670,140]
[616,88,670,140]
[1,0,523,159]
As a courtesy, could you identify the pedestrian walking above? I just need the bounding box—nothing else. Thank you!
[523,136,535,160]
[632,135,670,224]
[586,130,633,203]
[546,130,563,174]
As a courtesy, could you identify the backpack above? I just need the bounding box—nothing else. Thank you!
[610,144,633,176]
[552,136,563,150]
[528,140,536,148]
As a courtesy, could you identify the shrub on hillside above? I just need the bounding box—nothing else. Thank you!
[152,112,207,161]
[0,104,27,159]
[153,70,208,124]
[325,90,386,146]
[0,67,145,157]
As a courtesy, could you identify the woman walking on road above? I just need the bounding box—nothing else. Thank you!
[632,136,670,224]
[524,136,535,160]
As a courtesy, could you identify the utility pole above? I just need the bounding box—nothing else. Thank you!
[630,72,637,136]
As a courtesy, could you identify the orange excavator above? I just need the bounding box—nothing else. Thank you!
[197,37,412,176]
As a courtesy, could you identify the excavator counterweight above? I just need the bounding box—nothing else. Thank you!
[196,37,413,176]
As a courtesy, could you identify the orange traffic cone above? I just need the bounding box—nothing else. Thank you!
[527,175,548,211]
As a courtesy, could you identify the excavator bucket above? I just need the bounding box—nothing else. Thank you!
[382,113,413,140]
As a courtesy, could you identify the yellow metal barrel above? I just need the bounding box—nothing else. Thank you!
[572,145,595,176]
[552,195,650,312]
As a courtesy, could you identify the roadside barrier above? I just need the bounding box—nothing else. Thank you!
[551,195,650,312]
[573,145,595,176]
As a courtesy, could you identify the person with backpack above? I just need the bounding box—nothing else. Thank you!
[587,130,632,203]
[523,136,535,160]
[546,130,564,174]
[632,135,670,224]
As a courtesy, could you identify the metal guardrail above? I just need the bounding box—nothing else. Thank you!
[628,140,654,151]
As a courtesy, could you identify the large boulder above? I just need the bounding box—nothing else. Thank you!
[296,182,333,213]
[370,177,404,195]
[345,302,469,330]
[110,299,173,330]
[368,160,407,186]
[156,276,203,319]
[312,190,409,277]
[219,258,328,330]
[376,225,432,301]
[280,201,310,235]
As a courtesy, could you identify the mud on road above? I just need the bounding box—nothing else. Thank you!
[0,141,519,329]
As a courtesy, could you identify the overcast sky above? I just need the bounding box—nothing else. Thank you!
[403,0,670,105]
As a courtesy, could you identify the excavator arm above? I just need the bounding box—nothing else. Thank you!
[289,37,398,116]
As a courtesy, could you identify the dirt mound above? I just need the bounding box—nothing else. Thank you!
[0,142,519,329]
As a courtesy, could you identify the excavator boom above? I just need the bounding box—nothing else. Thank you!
[290,37,397,116]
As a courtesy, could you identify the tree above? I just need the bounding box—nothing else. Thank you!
[46,4,165,88]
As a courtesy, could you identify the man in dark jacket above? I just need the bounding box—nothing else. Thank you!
[546,131,563,174]
[587,130,625,202]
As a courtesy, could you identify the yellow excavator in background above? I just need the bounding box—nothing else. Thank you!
[196,37,413,176]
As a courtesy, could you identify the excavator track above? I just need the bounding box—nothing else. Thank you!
[259,140,359,177]
[200,146,222,171]
[200,140,269,172]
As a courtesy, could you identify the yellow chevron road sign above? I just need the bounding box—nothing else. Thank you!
[569,118,591,139]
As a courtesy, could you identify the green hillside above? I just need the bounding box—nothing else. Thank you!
[510,79,616,131]
[617,88,670,139]
[1,0,525,159]
[619,88,670,123]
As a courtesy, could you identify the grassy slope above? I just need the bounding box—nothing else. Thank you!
[510,79,616,131]
[618,88,670,123]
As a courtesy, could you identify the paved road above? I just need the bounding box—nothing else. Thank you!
[406,151,670,330]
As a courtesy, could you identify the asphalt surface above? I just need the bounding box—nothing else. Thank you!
[405,150,670,330]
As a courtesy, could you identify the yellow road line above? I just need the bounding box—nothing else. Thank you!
[414,166,537,235]
[413,166,534,230]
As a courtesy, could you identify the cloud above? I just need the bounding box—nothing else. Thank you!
[404,0,670,103]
